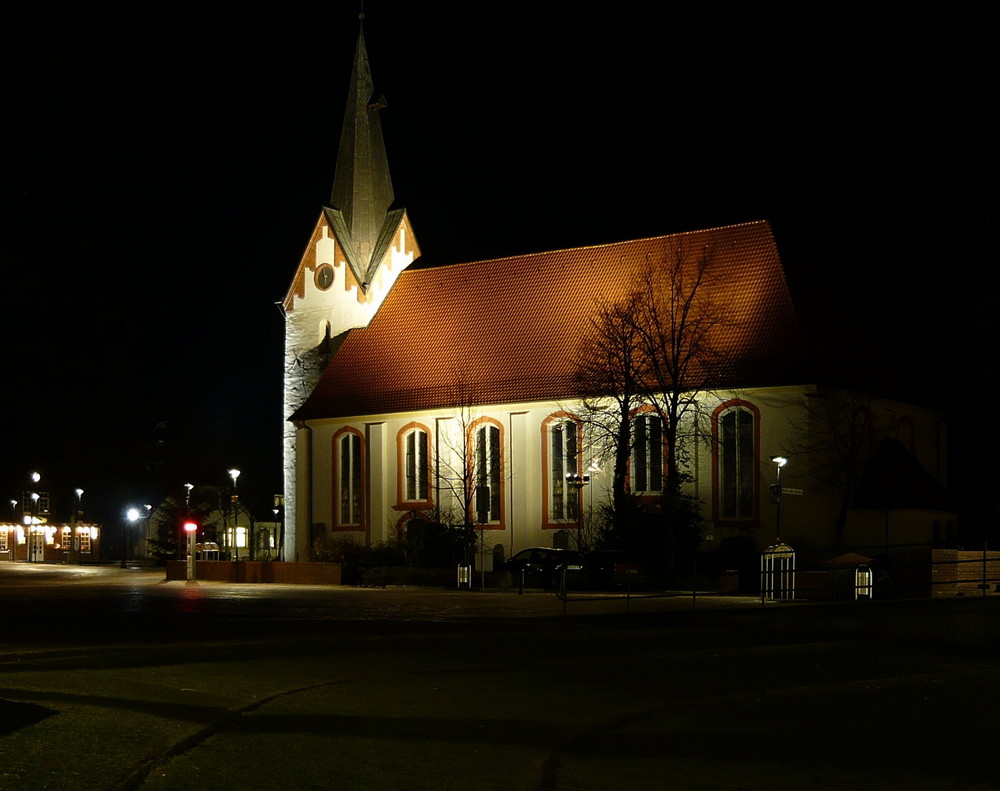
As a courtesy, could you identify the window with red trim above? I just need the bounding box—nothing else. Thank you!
[336,431,363,526]
[719,406,755,520]
[403,428,429,502]
[473,422,502,524]
[631,413,663,494]
[549,417,580,522]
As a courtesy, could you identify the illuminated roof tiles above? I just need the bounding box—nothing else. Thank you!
[294,220,801,420]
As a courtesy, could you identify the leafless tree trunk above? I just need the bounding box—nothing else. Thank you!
[573,292,646,535]
[632,241,724,502]
[788,387,875,552]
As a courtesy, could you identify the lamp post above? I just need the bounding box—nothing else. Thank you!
[28,492,40,562]
[125,507,140,568]
[228,469,241,563]
[273,494,285,561]
[565,473,591,535]
[7,500,15,561]
[769,456,788,543]
[73,488,84,564]
[183,520,198,581]
[28,472,41,563]
[272,508,279,559]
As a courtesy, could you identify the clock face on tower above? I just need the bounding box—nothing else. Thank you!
[315,264,334,290]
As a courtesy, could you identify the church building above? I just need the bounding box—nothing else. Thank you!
[281,22,952,572]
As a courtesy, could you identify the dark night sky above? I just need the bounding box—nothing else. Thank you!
[2,3,996,527]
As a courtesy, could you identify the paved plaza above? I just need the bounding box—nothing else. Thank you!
[1,565,998,791]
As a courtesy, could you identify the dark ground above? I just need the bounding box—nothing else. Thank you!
[1,564,998,791]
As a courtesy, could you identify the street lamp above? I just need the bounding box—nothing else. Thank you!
[769,456,788,543]
[26,472,41,563]
[125,507,141,568]
[6,500,15,561]
[73,489,84,564]
[565,473,591,533]
[183,520,198,581]
[228,469,241,562]
[28,492,40,562]
[272,508,279,558]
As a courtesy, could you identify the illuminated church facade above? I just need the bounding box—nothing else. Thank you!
[281,24,952,568]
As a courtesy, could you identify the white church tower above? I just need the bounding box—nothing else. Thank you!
[281,16,419,561]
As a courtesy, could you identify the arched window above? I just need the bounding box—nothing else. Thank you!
[334,429,364,527]
[543,414,581,524]
[399,425,430,504]
[632,412,663,493]
[471,420,503,525]
[713,401,759,523]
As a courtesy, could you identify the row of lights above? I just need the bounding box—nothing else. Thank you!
[7,472,89,562]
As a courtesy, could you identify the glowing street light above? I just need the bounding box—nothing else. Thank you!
[183,520,198,581]
[228,469,241,562]
[565,473,591,530]
[124,507,141,569]
[72,489,84,564]
[770,455,788,543]
[28,492,40,562]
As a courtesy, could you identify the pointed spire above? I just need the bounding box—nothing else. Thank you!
[326,14,403,294]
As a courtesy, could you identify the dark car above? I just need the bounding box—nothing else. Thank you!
[584,550,649,590]
[503,547,585,590]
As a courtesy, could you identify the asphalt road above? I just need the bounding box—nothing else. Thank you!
[1,564,998,791]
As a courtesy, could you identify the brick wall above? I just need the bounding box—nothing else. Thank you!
[931,549,1000,596]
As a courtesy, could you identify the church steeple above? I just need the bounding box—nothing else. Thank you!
[324,14,405,294]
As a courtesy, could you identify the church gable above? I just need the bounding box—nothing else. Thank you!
[283,209,419,316]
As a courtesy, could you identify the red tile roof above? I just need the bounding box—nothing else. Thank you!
[293,220,801,421]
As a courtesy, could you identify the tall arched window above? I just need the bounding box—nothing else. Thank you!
[632,413,663,493]
[713,401,759,522]
[472,420,503,525]
[544,415,580,523]
[402,426,430,503]
[335,429,364,527]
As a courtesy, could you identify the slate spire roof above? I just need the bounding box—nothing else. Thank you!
[325,15,405,293]
[292,220,803,422]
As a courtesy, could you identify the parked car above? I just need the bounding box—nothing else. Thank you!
[584,550,649,590]
[502,547,585,590]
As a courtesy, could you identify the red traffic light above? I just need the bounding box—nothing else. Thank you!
[183,521,198,533]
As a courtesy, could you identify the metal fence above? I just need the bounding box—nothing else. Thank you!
[765,542,1000,601]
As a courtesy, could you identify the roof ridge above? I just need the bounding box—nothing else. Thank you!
[400,220,774,274]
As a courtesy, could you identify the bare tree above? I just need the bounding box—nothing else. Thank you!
[431,369,492,561]
[573,241,724,570]
[632,241,725,502]
[788,386,875,552]
[573,292,646,536]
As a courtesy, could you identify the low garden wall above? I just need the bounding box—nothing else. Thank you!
[165,560,341,585]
